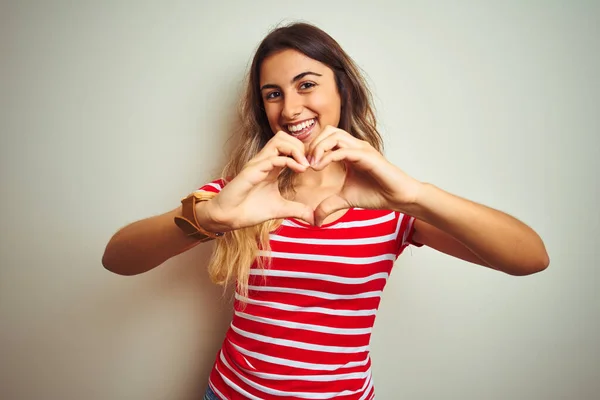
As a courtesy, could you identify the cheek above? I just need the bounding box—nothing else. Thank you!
[264,106,280,130]
[311,90,341,122]
[315,98,341,125]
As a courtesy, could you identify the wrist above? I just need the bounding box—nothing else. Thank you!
[391,181,431,218]
[194,200,232,233]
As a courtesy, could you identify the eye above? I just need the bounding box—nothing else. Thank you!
[265,91,281,100]
[299,81,316,90]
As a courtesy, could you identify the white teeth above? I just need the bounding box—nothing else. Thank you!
[288,119,315,133]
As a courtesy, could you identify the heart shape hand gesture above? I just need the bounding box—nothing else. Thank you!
[205,127,422,230]
[306,126,421,226]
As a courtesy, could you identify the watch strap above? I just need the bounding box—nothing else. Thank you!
[174,191,224,241]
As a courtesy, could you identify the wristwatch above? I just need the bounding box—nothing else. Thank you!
[174,191,224,241]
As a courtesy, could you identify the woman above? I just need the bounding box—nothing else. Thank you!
[103,22,549,400]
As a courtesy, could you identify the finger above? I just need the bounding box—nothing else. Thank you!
[310,128,362,166]
[242,155,307,185]
[314,194,349,227]
[259,133,310,166]
[287,145,310,167]
[259,155,308,174]
[311,148,366,171]
[256,143,309,167]
[275,200,315,226]
[307,125,338,160]
[311,134,357,167]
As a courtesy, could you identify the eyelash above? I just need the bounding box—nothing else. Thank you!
[265,81,317,100]
[300,81,316,90]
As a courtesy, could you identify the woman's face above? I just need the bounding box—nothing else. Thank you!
[259,49,342,147]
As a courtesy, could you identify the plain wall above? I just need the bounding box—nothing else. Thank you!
[1,1,598,399]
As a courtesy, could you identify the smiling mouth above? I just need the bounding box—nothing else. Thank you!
[286,118,316,137]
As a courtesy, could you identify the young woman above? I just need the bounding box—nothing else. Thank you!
[103,22,549,400]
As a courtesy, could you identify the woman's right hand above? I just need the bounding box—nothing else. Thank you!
[200,132,314,231]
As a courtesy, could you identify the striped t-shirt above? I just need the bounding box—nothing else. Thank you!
[198,179,420,399]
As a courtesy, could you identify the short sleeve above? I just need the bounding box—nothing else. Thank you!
[394,212,423,258]
[196,178,227,194]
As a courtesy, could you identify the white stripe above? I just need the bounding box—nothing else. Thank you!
[402,215,416,245]
[242,355,256,370]
[258,250,396,265]
[197,182,222,192]
[220,351,369,399]
[228,340,371,371]
[231,323,370,353]
[208,378,230,400]
[282,219,307,228]
[269,232,396,245]
[235,293,377,316]
[249,269,389,285]
[358,374,374,400]
[235,311,372,335]
[215,363,264,400]
[248,285,382,300]
[393,212,402,236]
[243,365,372,382]
[331,212,396,229]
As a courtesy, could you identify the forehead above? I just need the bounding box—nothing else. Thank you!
[259,49,332,84]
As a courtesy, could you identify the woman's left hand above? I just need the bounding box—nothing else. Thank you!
[308,127,550,276]
[308,125,422,226]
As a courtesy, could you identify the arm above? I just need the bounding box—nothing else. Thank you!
[102,202,224,276]
[103,133,315,276]
[305,126,549,276]
[410,219,491,268]
[405,183,549,276]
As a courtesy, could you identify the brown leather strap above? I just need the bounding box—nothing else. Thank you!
[173,191,224,241]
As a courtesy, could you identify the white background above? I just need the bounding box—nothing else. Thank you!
[1,1,598,399]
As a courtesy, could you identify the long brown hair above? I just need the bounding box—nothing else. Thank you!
[207,22,384,299]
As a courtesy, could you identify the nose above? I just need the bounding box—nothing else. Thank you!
[281,92,303,120]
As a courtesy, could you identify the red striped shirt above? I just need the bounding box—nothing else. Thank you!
[198,179,420,399]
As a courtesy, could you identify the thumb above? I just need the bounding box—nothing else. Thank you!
[275,200,315,226]
[314,194,349,227]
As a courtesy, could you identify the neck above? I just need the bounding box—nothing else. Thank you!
[293,161,346,188]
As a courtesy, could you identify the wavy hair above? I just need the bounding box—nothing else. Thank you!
[207,22,384,299]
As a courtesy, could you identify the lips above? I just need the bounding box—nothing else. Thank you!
[285,118,316,140]
[287,118,316,134]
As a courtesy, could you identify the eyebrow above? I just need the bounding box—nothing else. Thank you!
[260,71,323,91]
